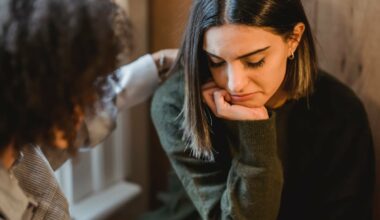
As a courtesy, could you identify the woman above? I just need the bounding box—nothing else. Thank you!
[0,0,176,218]
[149,0,374,219]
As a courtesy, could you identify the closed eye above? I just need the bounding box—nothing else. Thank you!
[207,57,265,69]
[208,58,225,68]
[245,58,265,69]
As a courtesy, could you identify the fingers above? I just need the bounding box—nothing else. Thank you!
[202,82,219,114]
[201,80,217,90]
[213,90,232,118]
[202,82,234,119]
[201,80,269,120]
[160,49,179,70]
[151,49,179,75]
[208,88,269,120]
[163,49,179,63]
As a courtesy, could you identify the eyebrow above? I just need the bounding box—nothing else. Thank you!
[204,46,270,60]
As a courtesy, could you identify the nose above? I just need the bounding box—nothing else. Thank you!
[226,64,247,93]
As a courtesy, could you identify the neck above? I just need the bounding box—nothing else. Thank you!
[0,143,16,170]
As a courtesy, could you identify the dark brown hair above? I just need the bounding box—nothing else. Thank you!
[0,0,131,153]
[177,0,318,160]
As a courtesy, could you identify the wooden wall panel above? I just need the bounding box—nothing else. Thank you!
[302,0,380,218]
[149,0,192,51]
[148,0,192,210]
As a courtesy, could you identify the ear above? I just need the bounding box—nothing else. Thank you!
[287,22,305,56]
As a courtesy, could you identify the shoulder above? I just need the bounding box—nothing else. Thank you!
[308,69,368,125]
[151,69,185,135]
[303,71,374,176]
[287,69,371,146]
[150,69,188,153]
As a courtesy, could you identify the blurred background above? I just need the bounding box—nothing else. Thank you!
[54,0,380,219]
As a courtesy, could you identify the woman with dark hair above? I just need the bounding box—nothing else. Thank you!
[149,0,374,219]
[0,0,177,219]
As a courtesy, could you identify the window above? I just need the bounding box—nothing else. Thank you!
[55,112,141,219]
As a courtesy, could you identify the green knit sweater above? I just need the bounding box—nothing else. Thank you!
[146,70,374,220]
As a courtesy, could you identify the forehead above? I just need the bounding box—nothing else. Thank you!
[203,24,284,57]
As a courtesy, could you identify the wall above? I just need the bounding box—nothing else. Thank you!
[148,0,192,209]
[302,0,380,217]
[149,0,192,51]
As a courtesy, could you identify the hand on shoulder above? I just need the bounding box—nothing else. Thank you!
[152,49,179,81]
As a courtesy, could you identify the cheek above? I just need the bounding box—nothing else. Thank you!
[53,128,69,149]
[258,55,287,92]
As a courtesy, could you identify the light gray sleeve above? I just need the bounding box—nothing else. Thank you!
[45,54,160,169]
[83,54,160,147]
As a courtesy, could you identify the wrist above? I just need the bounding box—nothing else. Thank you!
[237,111,278,163]
[245,107,269,120]
[229,105,269,121]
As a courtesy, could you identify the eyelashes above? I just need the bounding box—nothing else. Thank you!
[208,60,225,68]
[245,58,265,69]
[208,58,266,69]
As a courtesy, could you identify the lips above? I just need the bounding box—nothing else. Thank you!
[231,92,260,102]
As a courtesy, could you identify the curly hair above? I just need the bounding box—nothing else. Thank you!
[0,0,132,153]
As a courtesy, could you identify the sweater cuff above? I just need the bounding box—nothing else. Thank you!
[115,54,159,93]
[113,54,160,109]
[236,112,278,165]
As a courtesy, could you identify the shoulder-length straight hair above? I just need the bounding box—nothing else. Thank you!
[176,0,318,160]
